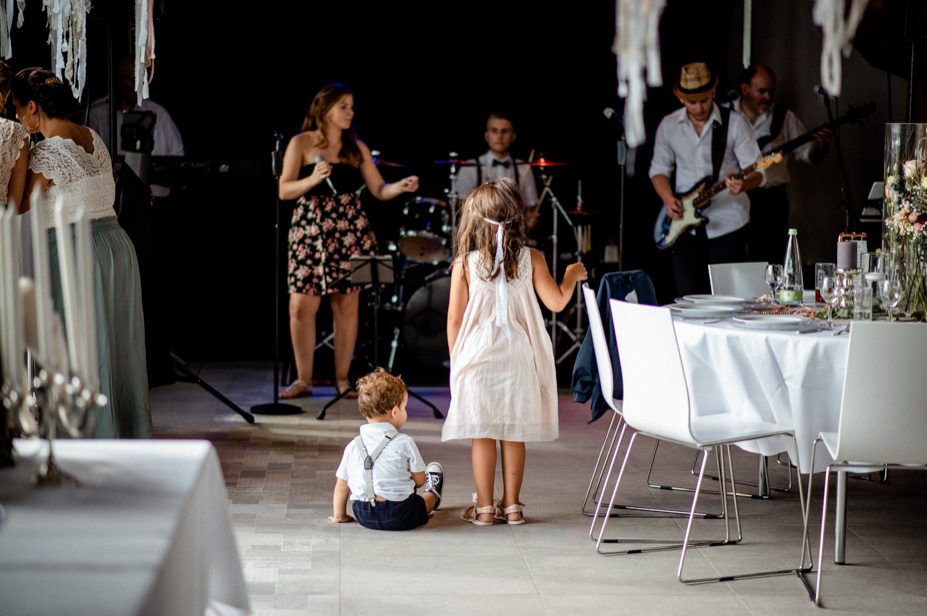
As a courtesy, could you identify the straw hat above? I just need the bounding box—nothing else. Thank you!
[672,62,718,101]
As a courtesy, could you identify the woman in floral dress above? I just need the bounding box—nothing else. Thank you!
[279,84,418,398]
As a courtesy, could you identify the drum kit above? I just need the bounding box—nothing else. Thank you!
[360,151,596,372]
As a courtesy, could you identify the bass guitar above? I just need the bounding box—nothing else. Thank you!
[653,153,781,250]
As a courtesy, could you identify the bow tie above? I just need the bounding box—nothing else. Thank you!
[492,159,511,169]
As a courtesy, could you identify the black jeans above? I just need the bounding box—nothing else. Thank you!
[352,493,429,531]
[671,226,747,297]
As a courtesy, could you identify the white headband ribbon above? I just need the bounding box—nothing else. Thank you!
[483,218,511,339]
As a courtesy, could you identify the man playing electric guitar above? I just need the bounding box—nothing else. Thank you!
[650,62,766,297]
[729,63,832,265]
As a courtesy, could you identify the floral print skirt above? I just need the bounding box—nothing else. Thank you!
[287,192,378,295]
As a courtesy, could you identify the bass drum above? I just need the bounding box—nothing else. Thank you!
[402,273,451,369]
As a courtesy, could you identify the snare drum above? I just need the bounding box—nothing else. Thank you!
[397,197,451,263]
[402,272,451,368]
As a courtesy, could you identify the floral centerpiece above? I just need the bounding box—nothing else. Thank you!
[883,123,927,320]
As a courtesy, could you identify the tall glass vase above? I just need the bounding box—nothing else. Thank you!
[883,123,927,320]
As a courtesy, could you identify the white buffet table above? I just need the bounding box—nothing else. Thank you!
[0,439,250,616]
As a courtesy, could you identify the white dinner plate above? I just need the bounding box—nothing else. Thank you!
[670,303,743,318]
[732,315,810,330]
[681,294,748,304]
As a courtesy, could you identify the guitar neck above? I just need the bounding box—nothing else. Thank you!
[770,102,875,157]
[700,163,758,202]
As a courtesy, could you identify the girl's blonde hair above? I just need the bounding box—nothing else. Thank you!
[456,177,527,280]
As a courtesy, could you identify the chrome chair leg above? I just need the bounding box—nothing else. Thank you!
[679,439,811,584]
[581,412,622,516]
[593,433,722,555]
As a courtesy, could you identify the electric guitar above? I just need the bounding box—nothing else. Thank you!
[652,101,875,249]
[653,153,782,250]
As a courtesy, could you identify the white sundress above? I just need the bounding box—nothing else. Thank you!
[442,247,558,442]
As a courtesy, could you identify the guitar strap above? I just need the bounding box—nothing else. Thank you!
[710,105,731,183]
[757,105,788,151]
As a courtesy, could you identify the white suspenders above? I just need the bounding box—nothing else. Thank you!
[353,428,398,506]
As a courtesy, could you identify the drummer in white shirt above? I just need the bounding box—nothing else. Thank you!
[456,112,540,210]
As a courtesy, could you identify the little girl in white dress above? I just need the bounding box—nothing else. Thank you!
[443,178,587,525]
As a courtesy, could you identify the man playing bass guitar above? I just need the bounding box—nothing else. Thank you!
[650,62,766,297]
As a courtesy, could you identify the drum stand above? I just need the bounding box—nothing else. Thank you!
[537,172,587,364]
[317,256,443,421]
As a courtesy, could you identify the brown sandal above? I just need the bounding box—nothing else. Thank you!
[279,379,312,399]
[494,501,526,525]
[460,505,495,526]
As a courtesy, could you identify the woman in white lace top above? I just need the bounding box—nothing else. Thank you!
[0,60,29,209]
[12,67,152,438]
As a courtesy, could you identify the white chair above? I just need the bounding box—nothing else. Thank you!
[708,261,769,297]
[582,285,714,529]
[806,321,927,606]
[597,299,811,584]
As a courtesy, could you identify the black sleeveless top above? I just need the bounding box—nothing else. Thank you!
[298,162,364,199]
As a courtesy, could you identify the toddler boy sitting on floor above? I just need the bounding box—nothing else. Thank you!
[330,368,444,530]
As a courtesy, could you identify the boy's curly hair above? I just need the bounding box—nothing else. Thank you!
[356,368,406,419]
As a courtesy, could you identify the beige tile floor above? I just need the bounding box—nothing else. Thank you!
[151,362,927,616]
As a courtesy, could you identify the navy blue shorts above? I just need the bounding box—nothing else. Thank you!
[352,493,429,531]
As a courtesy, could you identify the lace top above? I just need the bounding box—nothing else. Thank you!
[0,118,29,206]
[28,129,116,228]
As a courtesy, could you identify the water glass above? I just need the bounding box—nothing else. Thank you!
[764,264,783,304]
[853,286,873,321]
[820,275,840,329]
[814,263,836,303]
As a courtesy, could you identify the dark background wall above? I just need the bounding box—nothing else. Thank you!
[7,0,923,378]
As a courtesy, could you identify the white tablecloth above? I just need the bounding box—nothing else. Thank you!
[674,319,850,473]
[0,439,250,616]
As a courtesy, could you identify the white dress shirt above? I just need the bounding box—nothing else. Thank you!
[336,422,426,502]
[649,103,765,239]
[729,97,814,188]
[456,151,540,206]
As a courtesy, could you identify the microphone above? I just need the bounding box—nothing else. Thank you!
[813,85,829,97]
[271,131,283,177]
[603,108,624,124]
[315,154,337,195]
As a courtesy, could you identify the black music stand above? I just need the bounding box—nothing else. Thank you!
[252,132,302,416]
[317,256,444,421]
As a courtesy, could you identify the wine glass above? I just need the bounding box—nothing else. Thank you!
[878,276,905,322]
[764,264,783,304]
[820,275,840,329]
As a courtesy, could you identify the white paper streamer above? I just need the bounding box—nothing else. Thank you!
[135,0,154,102]
[812,0,866,97]
[42,0,89,101]
[612,0,666,148]
[482,218,511,339]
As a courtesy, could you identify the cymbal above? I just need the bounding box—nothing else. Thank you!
[527,158,572,167]
[563,208,599,220]
[372,156,406,168]
[433,157,478,166]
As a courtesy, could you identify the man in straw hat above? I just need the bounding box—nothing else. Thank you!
[649,61,766,297]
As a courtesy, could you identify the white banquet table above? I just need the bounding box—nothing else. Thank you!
[0,439,250,616]
[673,318,855,562]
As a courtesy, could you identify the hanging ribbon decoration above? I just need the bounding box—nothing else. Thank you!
[612,0,666,148]
[134,0,155,103]
[482,218,512,339]
[812,0,866,97]
[42,0,89,101]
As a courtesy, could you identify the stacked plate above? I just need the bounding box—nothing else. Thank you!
[732,315,818,331]
[670,294,747,318]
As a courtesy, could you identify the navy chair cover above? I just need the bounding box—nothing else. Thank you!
[571,270,657,422]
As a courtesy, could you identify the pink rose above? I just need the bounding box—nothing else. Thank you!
[903,159,926,179]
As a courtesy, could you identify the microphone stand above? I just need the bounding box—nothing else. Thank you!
[252,132,302,415]
[818,90,859,233]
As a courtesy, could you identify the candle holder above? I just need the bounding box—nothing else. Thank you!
[835,268,861,310]
[13,366,106,487]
